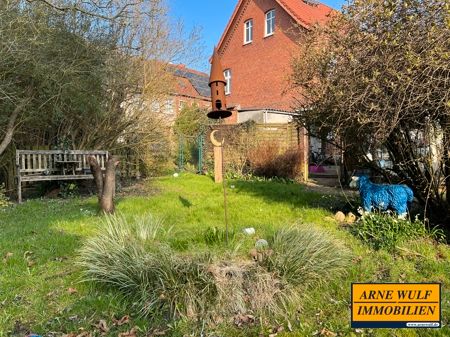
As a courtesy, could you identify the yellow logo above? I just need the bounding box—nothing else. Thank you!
[351,283,441,328]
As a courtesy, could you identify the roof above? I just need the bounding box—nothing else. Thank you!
[172,65,210,98]
[217,0,333,53]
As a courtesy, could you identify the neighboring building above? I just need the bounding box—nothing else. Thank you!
[122,63,210,125]
[216,0,333,124]
[171,64,211,115]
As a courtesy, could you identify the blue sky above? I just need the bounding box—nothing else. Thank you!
[168,0,346,71]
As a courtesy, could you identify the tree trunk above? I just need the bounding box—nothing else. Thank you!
[0,100,28,156]
[88,155,119,214]
[100,156,119,214]
[88,155,103,202]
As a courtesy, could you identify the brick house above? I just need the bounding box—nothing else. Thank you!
[137,64,210,124]
[172,64,211,115]
[216,0,333,124]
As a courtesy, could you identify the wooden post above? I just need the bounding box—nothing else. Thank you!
[210,130,224,183]
[298,126,309,182]
[214,145,223,183]
[210,129,230,245]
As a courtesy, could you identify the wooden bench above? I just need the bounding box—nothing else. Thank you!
[16,150,109,203]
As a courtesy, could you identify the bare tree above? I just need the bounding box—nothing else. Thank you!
[291,0,450,224]
[0,0,203,190]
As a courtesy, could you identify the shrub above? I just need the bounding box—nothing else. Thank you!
[248,142,280,178]
[350,212,444,251]
[248,143,302,180]
[262,226,351,287]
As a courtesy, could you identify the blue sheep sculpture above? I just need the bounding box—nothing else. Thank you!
[350,176,414,217]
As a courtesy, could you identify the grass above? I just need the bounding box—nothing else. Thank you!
[0,173,449,336]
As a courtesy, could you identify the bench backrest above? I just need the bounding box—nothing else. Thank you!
[16,150,109,176]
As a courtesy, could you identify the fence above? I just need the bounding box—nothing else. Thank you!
[203,122,308,180]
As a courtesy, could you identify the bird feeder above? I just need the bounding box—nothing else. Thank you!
[208,47,232,119]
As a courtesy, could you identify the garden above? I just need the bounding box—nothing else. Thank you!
[1,173,449,337]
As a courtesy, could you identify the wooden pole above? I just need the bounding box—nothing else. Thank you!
[221,145,229,245]
[210,129,229,245]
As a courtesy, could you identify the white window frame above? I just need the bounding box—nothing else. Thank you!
[265,9,275,37]
[164,99,174,114]
[244,19,253,44]
[224,69,231,95]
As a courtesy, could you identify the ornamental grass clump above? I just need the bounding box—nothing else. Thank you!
[262,226,351,288]
[79,216,352,329]
[78,214,216,319]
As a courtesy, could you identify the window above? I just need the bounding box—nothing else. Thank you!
[244,19,253,44]
[223,69,231,95]
[164,99,174,114]
[265,9,275,36]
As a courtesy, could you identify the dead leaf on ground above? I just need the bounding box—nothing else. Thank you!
[233,314,256,327]
[93,319,109,335]
[113,315,130,326]
[320,328,337,336]
[76,332,91,337]
[3,252,13,263]
[352,256,363,264]
[23,251,33,258]
[67,287,78,294]
[148,328,167,336]
[118,326,138,337]
[46,291,56,298]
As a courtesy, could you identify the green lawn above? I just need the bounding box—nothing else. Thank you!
[0,173,449,336]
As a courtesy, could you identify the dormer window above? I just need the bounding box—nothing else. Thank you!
[265,9,275,36]
[244,19,253,44]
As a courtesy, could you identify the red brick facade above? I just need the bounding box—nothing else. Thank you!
[217,0,332,115]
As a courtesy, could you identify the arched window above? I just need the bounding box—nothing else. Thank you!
[265,9,275,36]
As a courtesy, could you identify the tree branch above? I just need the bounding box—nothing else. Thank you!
[0,98,30,156]
[26,0,142,21]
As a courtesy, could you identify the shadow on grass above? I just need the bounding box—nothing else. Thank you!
[231,179,357,213]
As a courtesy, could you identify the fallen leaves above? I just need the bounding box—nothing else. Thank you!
[62,332,91,337]
[67,287,78,294]
[118,327,138,337]
[63,315,134,337]
[93,320,109,335]
[319,328,337,336]
[3,252,13,263]
[113,315,130,326]
[24,251,35,267]
[233,314,256,327]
